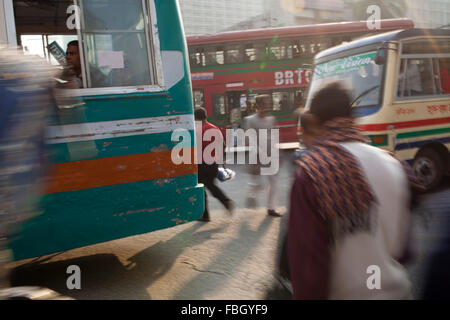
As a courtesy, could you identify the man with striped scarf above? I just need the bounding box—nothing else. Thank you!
[288,83,421,299]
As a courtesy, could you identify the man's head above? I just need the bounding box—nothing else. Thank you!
[299,83,352,146]
[194,107,207,122]
[309,82,352,124]
[66,40,81,72]
[255,94,271,117]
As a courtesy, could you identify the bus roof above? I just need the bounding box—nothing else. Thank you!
[186,19,414,46]
[315,28,450,62]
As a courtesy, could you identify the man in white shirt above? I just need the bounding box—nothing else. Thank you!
[244,95,281,217]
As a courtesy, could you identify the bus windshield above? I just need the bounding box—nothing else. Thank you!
[306,51,384,109]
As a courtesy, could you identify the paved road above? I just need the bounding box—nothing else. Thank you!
[5,150,449,300]
[7,208,284,299]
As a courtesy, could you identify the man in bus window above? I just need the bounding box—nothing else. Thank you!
[60,40,83,89]
[439,58,450,94]
[398,59,423,96]
[61,41,107,88]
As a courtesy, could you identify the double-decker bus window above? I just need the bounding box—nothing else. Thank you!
[80,0,154,88]
[203,47,218,66]
[294,89,306,108]
[270,43,286,60]
[190,48,202,67]
[286,41,302,58]
[225,44,242,64]
[272,91,290,110]
[310,43,317,55]
[300,43,308,56]
[261,45,277,61]
[193,89,204,108]
[248,93,257,109]
[216,46,225,65]
[317,39,332,53]
[212,94,226,115]
[245,44,257,62]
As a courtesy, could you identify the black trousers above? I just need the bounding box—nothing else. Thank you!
[198,163,230,219]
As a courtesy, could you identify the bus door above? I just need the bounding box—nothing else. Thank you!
[227,90,246,129]
[203,85,228,133]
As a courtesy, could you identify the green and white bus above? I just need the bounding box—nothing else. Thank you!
[304,28,450,190]
[1,0,204,260]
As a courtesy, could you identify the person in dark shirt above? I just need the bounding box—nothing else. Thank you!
[288,83,418,299]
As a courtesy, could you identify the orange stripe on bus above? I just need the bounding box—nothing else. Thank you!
[45,149,197,194]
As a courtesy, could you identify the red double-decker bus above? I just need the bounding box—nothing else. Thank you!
[187,19,414,145]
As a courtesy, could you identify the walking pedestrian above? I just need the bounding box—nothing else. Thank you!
[244,94,281,217]
[288,83,420,299]
[195,107,234,222]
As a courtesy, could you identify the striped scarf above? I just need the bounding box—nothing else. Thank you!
[296,117,418,239]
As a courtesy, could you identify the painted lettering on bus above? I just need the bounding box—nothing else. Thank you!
[275,68,311,86]
[427,104,449,115]
[396,107,415,116]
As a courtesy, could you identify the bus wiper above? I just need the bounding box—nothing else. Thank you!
[351,85,380,107]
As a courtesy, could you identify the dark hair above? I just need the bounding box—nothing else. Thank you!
[255,94,270,106]
[299,112,314,134]
[194,107,207,120]
[309,82,352,123]
[67,40,79,48]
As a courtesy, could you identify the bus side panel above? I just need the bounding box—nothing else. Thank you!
[10,175,203,261]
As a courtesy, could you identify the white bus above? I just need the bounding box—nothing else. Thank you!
[304,28,450,190]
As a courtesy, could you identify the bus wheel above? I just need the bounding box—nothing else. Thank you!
[413,148,444,191]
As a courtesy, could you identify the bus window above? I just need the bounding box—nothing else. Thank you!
[438,58,450,94]
[212,94,226,115]
[270,44,286,60]
[272,91,289,110]
[316,39,332,53]
[398,58,435,98]
[216,46,225,65]
[203,47,218,66]
[287,41,302,59]
[294,89,306,108]
[47,35,78,65]
[80,0,154,88]
[225,45,242,64]
[247,93,257,112]
[193,89,204,108]
[21,35,47,60]
[299,43,309,57]
[190,48,202,67]
[261,46,276,61]
[245,44,257,62]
